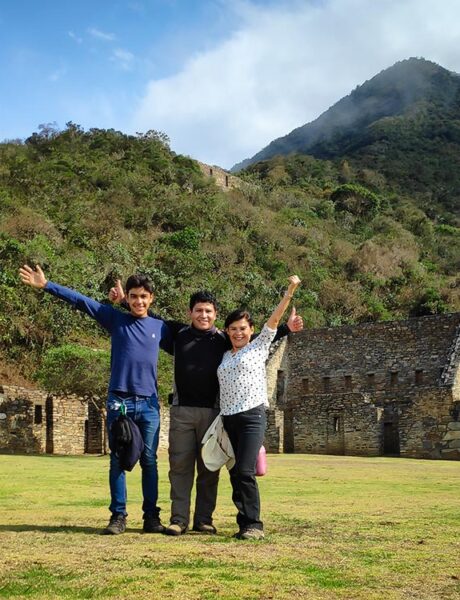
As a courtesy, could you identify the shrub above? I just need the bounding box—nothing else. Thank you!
[330,183,381,218]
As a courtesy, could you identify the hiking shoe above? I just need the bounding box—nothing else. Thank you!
[102,513,126,535]
[165,522,187,536]
[192,522,217,535]
[143,514,165,534]
[240,528,264,540]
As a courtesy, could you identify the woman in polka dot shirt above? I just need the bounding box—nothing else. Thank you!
[217,275,301,540]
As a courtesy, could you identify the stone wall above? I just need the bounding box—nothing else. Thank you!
[0,385,47,454]
[442,322,460,398]
[287,313,460,399]
[398,388,460,459]
[0,383,171,455]
[48,395,89,454]
[266,313,460,459]
[196,161,239,191]
[286,392,382,456]
[86,400,105,454]
[265,339,288,453]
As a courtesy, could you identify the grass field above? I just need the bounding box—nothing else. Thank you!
[0,452,459,600]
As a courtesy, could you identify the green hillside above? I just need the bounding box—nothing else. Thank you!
[232,58,460,220]
[0,122,458,389]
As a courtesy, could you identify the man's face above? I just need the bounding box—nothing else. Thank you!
[189,302,217,331]
[127,286,154,318]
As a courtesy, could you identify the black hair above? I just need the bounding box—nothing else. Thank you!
[224,309,254,329]
[125,274,154,295]
[189,290,218,311]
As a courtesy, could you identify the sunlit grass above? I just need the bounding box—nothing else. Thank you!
[0,452,459,599]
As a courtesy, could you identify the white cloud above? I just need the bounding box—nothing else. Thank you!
[130,0,460,168]
[68,31,83,44]
[111,48,135,70]
[87,27,116,42]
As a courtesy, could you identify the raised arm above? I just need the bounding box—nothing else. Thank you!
[266,275,301,330]
[20,264,115,331]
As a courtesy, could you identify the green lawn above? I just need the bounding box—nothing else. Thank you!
[0,453,458,599]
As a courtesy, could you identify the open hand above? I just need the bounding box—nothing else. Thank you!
[19,264,47,289]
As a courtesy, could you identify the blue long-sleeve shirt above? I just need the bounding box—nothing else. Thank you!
[45,281,172,397]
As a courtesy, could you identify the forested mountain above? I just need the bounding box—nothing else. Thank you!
[0,112,458,389]
[232,58,460,219]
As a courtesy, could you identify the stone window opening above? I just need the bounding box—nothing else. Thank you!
[390,371,399,387]
[367,372,375,387]
[344,375,352,391]
[415,368,424,385]
[332,416,342,434]
[323,376,331,392]
[450,405,460,422]
[302,377,309,394]
[209,167,213,176]
[34,404,43,425]
[276,370,286,402]
[84,419,90,453]
[225,175,229,187]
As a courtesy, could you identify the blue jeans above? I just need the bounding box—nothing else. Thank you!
[106,392,161,517]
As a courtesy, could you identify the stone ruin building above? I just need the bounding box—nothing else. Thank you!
[196,161,239,190]
[265,312,460,460]
[1,313,459,459]
[0,386,105,455]
[0,385,170,456]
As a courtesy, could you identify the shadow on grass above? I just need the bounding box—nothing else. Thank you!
[0,524,128,534]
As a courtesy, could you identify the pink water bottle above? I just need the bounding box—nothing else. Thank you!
[256,445,267,476]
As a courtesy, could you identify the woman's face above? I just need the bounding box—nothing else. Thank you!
[226,318,255,351]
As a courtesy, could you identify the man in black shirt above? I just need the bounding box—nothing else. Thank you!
[110,284,302,535]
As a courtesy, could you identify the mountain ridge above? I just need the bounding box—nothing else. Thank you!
[232,58,460,172]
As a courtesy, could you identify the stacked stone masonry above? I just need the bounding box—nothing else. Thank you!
[0,385,170,455]
[265,313,460,460]
[196,161,239,191]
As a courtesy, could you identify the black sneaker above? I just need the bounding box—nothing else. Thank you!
[143,514,165,534]
[102,513,126,535]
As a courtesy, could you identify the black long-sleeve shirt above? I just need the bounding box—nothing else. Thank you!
[162,318,290,408]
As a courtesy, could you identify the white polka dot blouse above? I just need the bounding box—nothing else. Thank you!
[217,324,276,416]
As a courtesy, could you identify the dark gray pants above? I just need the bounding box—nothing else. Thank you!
[168,406,220,527]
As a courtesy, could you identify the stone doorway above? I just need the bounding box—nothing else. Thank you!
[45,396,53,453]
[283,407,294,453]
[383,421,400,455]
[327,413,345,455]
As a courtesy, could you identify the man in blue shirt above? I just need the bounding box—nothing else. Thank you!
[19,264,172,535]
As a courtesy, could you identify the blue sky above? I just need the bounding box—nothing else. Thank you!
[1,1,236,136]
[2,0,460,168]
